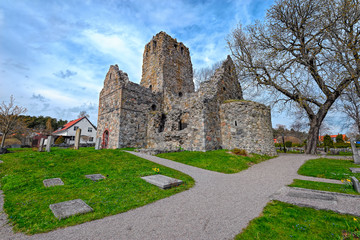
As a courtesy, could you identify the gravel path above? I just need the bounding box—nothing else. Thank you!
[2,153,321,240]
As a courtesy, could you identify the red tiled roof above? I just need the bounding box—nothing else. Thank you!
[53,117,85,134]
[319,134,346,141]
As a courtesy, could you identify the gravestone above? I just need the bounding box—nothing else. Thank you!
[38,138,45,152]
[350,138,360,164]
[74,128,81,150]
[141,174,183,189]
[0,160,3,163]
[349,168,360,173]
[46,136,53,152]
[85,174,106,181]
[351,177,360,193]
[49,199,93,220]
[43,178,64,187]
[95,137,101,150]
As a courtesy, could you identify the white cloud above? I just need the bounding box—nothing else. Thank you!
[81,29,144,82]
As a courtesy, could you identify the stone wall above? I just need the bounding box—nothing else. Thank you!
[140,31,194,112]
[118,82,159,148]
[96,31,276,157]
[220,101,277,156]
[96,65,129,149]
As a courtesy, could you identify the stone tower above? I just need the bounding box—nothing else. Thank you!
[140,31,194,111]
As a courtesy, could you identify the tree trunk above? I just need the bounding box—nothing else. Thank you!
[0,133,7,149]
[305,119,321,154]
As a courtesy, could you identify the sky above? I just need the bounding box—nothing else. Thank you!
[0,0,345,133]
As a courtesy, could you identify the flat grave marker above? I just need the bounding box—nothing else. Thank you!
[141,174,183,189]
[0,160,3,164]
[349,168,360,173]
[49,199,93,220]
[43,178,64,187]
[85,174,106,181]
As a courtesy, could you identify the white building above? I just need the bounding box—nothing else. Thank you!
[53,117,97,144]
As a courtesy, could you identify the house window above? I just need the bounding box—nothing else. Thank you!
[89,137,94,142]
[88,127,92,132]
[74,126,79,131]
[70,136,75,141]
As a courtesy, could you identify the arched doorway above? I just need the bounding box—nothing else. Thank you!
[102,130,109,149]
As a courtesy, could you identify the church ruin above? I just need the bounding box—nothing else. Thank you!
[96,31,276,156]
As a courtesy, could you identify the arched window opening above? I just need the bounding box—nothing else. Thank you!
[102,130,109,149]
[153,40,157,50]
[149,85,152,91]
[180,47,184,54]
[178,92,183,97]
[151,104,157,111]
[174,44,178,49]
[235,121,238,126]
[223,87,226,91]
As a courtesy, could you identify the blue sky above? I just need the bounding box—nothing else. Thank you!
[1,0,341,132]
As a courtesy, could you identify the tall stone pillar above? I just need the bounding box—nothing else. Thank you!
[74,128,81,150]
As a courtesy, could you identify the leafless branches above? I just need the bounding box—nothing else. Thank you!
[0,96,27,148]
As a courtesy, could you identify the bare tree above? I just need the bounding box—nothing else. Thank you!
[340,83,360,134]
[193,61,223,90]
[0,96,27,148]
[228,0,360,154]
[78,111,89,119]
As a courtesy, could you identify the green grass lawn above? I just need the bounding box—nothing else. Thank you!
[236,201,360,240]
[297,158,360,180]
[289,179,359,195]
[0,148,194,234]
[156,149,274,174]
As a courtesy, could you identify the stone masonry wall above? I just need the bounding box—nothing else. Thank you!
[97,65,129,149]
[118,82,159,148]
[97,32,276,156]
[220,101,277,156]
[140,31,194,112]
[198,56,243,150]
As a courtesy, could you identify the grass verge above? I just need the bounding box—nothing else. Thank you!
[235,201,360,240]
[0,148,194,234]
[297,158,360,180]
[289,179,359,195]
[156,149,274,174]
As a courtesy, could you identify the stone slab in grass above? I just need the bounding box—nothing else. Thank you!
[0,160,3,164]
[271,186,360,217]
[85,174,106,181]
[350,168,360,173]
[141,174,183,189]
[49,199,93,220]
[43,178,64,187]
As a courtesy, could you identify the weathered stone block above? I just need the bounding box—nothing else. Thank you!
[46,136,53,152]
[350,168,360,173]
[141,174,183,189]
[49,199,93,220]
[38,138,45,152]
[43,178,64,187]
[350,138,360,164]
[85,174,106,181]
[351,177,360,193]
